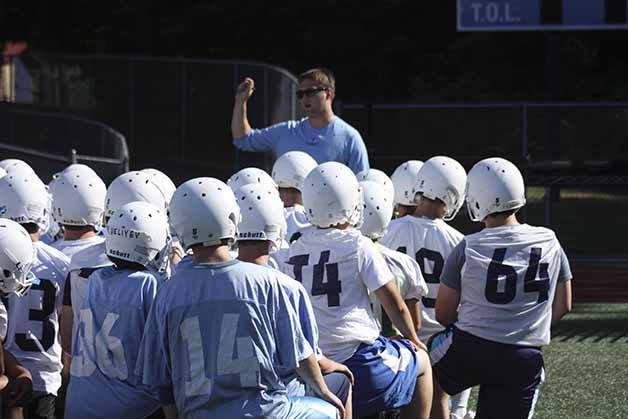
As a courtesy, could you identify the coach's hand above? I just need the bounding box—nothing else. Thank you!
[235,77,255,103]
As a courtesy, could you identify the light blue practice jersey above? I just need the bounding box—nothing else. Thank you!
[234,117,369,174]
[66,266,160,419]
[136,260,314,419]
[272,270,321,396]
[172,253,194,275]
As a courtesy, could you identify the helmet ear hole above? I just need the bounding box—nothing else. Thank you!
[2,269,10,278]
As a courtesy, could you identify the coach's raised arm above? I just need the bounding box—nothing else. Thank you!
[231,68,370,174]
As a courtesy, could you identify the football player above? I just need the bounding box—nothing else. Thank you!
[390,160,423,217]
[136,177,344,418]
[356,168,395,204]
[0,171,71,419]
[286,162,432,418]
[235,182,354,418]
[0,219,37,418]
[65,201,170,418]
[358,180,428,337]
[431,158,572,419]
[50,167,107,259]
[380,156,472,419]
[227,166,278,192]
[271,151,318,243]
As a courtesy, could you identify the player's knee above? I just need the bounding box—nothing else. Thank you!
[323,371,351,405]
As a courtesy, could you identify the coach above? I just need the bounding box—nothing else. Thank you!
[231,68,370,174]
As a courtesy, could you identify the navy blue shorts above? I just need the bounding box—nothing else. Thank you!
[429,326,545,419]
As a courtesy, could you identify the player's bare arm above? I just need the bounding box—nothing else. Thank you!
[551,280,572,324]
[231,77,254,139]
[295,353,346,419]
[318,357,355,385]
[434,283,460,327]
[375,280,426,351]
[404,298,421,333]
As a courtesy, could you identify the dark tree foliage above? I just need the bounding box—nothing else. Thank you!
[2,1,628,101]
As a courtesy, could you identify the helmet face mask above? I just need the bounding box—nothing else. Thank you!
[302,162,363,228]
[466,158,526,222]
[413,156,467,222]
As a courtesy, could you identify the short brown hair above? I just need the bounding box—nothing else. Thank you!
[298,68,336,92]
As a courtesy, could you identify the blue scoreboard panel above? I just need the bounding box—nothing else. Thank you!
[458,0,628,31]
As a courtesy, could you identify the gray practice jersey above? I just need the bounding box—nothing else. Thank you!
[380,215,464,341]
[441,224,572,347]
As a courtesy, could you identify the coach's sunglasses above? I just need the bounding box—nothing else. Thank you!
[296,87,328,99]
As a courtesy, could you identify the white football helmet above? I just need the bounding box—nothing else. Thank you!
[466,158,526,222]
[359,181,394,240]
[271,151,318,191]
[414,156,467,221]
[106,201,170,271]
[356,168,395,204]
[0,159,35,176]
[141,168,177,205]
[169,177,240,250]
[105,171,167,220]
[52,171,106,227]
[61,163,98,177]
[391,160,423,206]
[227,167,277,192]
[302,162,362,228]
[0,172,50,229]
[0,218,36,296]
[234,183,286,250]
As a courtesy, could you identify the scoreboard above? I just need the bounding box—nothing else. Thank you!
[458,0,628,31]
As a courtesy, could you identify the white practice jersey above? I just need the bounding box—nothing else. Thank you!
[442,224,572,347]
[52,235,106,259]
[4,241,70,395]
[370,243,428,336]
[285,228,392,362]
[380,215,464,341]
[65,240,112,347]
[284,205,311,243]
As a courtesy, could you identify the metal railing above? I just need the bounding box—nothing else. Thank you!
[14,53,301,182]
[0,104,129,183]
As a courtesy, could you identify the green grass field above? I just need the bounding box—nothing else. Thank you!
[467,303,628,418]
